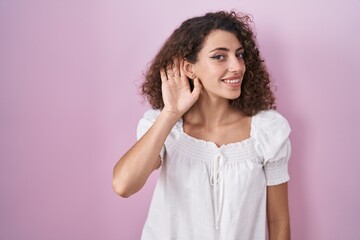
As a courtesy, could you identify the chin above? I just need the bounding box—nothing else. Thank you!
[226,91,241,100]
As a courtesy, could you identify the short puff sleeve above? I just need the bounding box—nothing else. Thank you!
[253,110,292,186]
[136,109,166,161]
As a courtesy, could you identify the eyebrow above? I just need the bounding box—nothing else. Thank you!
[209,47,244,53]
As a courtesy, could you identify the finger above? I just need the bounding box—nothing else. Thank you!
[160,68,168,82]
[166,65,174,79]
[167,70,174,79]
[191,77,202,98]
[179,59,187,82]
[172,58,180,78]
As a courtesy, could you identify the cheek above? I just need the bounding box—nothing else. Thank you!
[194,60,229,82]
[199,70,222,85]
[195,63,212,79]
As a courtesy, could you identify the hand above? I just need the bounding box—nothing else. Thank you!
[160,58,202,118]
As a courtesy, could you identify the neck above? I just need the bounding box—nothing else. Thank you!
[184,95,238,128]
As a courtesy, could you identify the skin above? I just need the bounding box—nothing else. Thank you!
[182,30,250,146]
[112,29,290,239]
[267,182,291,240]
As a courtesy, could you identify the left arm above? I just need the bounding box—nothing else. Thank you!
[267,182,291,240]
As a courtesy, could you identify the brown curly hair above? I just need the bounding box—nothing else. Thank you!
[142,10,276,116]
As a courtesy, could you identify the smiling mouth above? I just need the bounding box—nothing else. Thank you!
[222,79,241,84]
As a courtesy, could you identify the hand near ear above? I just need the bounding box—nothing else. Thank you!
[160,58,202,118]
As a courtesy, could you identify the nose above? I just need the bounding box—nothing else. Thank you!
[228,56,245,73]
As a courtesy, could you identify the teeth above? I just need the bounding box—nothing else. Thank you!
[223,79,240,84]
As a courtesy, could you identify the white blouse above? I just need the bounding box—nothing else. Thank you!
[137,109,291,240]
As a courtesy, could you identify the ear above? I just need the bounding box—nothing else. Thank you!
[182,59,196,79]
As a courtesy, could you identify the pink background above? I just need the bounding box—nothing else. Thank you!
[1,0,359,239]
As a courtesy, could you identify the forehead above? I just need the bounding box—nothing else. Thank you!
[201,30,242,51]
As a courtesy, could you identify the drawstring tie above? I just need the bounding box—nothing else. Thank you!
[210,153,224,230]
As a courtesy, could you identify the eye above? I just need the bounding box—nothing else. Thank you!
[210,55,226,61]
[236,52,245,59]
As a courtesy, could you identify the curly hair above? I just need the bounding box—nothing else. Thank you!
[142,10,276,116]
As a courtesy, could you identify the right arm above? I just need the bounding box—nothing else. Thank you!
[112,59,201,198]
[112,110,179,198]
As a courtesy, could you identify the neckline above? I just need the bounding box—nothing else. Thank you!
[178,115,255,149]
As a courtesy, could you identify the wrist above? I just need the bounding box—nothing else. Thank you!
[159,108,182,123]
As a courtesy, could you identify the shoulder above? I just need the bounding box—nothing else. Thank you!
[142,109,162,122]
[137,109,161,139]
[251,110,291,160]
[137,109,182,147]
[137,109,183,136]
[252,109,291,135]
[140,109,182,129]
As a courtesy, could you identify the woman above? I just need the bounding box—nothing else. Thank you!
[113,11,291,240]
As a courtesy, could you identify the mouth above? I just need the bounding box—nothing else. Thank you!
[222,78,241,84]
[221,77,242,88]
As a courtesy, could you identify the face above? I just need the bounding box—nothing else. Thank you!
[190,30,246,100]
